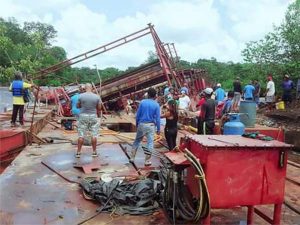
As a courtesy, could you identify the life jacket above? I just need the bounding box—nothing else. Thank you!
[12,80,24,97]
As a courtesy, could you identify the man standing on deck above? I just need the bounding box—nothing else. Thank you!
[243,81,255,101]
[76,83,101,158]
[130,88,160,166]
[281,74,294,106]
[9,71,34,127]
[265,75,275,111]
[70,85,85,117]
[253,79,261,105]
[232,77,242,111]
[215,83,225,103]
[197,88,216,135]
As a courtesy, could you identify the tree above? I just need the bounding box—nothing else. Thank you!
[242,0,300,82]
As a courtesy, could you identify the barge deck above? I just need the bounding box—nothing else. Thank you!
[0,109,299,225]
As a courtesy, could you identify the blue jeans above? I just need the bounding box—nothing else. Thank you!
[132,123,155,154]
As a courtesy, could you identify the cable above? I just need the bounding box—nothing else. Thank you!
[162,148,210,224]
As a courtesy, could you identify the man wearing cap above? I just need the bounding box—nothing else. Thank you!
[178,90,191,110]
[130,88,160,166]
[281,74,294,106]
[265,75,275,110]
[198,87,216,135]
[215,83,225,103]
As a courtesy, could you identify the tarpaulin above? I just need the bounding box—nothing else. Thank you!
[80,178,161,215]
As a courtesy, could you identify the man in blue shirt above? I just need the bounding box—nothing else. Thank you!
[282,74,294,106]
[130,88,160,166]
[215,83,225,103]
[243,82,255,100]
[71,85,84,117]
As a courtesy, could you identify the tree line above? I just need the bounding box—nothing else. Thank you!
[0,0,299,96]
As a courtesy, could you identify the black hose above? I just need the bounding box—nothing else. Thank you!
[162,149,210,224]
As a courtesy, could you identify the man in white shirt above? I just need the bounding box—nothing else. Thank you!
[178,90,190,110]
[265,75,275,110]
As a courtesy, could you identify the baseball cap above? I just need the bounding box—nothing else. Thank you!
[203,88,213,95]
[217,83,221,87]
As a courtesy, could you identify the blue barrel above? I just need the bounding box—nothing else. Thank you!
[239,101,256,127]
[224,114,245,135]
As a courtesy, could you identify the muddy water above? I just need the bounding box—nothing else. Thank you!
[0,87,12,112]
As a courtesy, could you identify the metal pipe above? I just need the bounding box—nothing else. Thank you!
[29,86,40,145]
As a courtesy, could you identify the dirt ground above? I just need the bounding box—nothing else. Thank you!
[257,99,300,132]
[256,99,300,164]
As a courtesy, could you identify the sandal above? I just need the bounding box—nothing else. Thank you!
[92,152,98,157]
[75,152,81,158]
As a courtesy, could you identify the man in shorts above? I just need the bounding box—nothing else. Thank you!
[76,83,101,158]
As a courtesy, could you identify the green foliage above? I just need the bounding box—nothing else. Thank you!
[242,0,300,90]
[0,17,65,84]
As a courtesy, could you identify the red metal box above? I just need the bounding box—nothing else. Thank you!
[183,135,291,208]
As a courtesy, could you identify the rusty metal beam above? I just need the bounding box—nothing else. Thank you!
[32,26,152,79]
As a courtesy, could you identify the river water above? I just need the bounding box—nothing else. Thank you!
[0,87,12,113]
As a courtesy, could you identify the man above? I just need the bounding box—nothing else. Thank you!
[9,71,33,127]
[215,83,225,103]
[71,85,85,117]
[198,87,216,135]
[222,90,234,115]
[130,88,160,166]
[265,75,275,110]
[178,90,191,110]
[281,74,294,106]
[232,77,242,111]
[76,83,101,158]
[253,79,261,105]
[165,87,175,103]
[243,81,255,101]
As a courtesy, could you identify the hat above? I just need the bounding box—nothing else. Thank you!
[217,83,221,87]
[203,88,213,95]
[284,74,289,78]
[181,90,186,94]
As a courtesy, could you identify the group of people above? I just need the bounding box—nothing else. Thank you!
[9,71,296,167]
[231,74,295,111]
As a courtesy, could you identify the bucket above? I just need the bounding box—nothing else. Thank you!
[276,101,285,110]
[239,101,256,127]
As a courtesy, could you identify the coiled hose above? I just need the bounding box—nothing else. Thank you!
[163,148,210,224]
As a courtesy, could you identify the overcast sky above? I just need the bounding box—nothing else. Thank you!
[0,0,291,69]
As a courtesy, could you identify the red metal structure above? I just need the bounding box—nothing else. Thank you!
[165,135,292,225]
[0,130,26,166]
[31,24,206,94]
